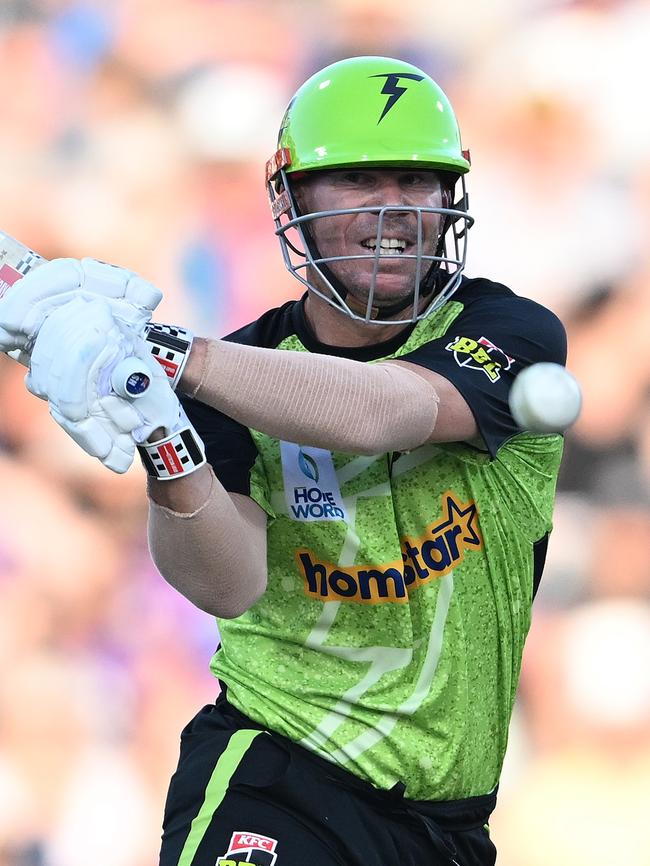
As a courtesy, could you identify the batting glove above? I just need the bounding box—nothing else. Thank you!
[0,257,162,355]
[27,296,140,472]
[27,296,205,477]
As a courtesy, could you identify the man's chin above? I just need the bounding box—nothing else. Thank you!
[316,265,418,312]
[345,280,415,310]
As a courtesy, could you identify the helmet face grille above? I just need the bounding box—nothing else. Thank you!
[268,170,473,325]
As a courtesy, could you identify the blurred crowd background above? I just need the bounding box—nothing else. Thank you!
[0,0,648,864]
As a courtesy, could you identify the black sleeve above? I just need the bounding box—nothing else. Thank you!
[180,396,258,496]
[399,295,567,456]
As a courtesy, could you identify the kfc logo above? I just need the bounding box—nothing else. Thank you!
[217,831,278,866]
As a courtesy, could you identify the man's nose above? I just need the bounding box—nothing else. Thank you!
[364,178,415,216]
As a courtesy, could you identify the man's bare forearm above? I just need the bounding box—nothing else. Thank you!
[179,337,439,454]
[147,465,267,618]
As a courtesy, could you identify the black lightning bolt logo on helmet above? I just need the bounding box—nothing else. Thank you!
[370,72,425,123]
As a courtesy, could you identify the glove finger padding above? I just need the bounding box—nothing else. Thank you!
[99,338,183,443]
[26,296,118,414]
[0,257,161,353]
[0,258,82,350]
[50,406,135,473]
[49,404,113,459]
[53,321,126,422]
[80,258,163,312]
[26,295,98,400]
[25,295,151,474]
[96,394,142,436]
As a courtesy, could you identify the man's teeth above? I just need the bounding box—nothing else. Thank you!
[362,238,407,255]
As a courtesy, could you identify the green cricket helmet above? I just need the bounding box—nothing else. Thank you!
[265,55,474,324]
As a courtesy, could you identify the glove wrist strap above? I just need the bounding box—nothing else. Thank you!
[137,424,206,480]
[144,323,194,390]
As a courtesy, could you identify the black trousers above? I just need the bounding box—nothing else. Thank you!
[160,696,497,866]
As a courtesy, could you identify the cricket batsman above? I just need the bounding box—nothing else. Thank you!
[0,57,568,865]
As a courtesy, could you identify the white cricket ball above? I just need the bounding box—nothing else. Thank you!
[509,362,582,433]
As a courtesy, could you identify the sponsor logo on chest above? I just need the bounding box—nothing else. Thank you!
[280,442,348,522]
[296,491,483,604]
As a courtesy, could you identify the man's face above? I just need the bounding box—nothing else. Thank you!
[293,168,445,309]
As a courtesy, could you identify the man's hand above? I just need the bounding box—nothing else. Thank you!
[27,296,205,475]
[27,295,143,471]
[0,257,162,355]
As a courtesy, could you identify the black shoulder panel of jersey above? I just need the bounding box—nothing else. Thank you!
[400,276,568,457]
[181,299,300,495]
[223,298,299,348]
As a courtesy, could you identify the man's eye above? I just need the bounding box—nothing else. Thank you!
[339,172,368,184]
[402,173,439,190]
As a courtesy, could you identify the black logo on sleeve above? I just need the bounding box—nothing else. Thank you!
[370,73,425,123]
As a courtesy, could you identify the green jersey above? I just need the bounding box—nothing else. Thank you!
[183,276,566,801]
